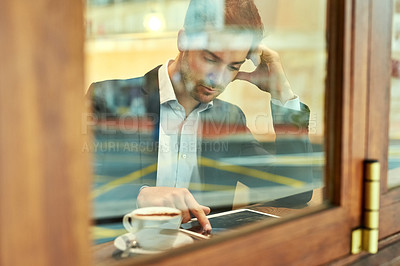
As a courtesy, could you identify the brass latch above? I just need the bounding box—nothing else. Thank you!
[351,160,380,254]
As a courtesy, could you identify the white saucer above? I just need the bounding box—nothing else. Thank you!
[114,232,194,255]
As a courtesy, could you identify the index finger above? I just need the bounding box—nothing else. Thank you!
[184,193,212,233]
[247,46,261,66]
[258,45,280,64]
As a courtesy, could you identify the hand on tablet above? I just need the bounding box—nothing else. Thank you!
[137,187,212,233]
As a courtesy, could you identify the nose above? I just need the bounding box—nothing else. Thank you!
[207,73,218,88]
[207,69,231,89]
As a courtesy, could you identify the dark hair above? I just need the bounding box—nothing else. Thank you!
[183,0,264,50]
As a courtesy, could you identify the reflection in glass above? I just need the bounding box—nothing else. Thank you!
[390,0,400,188]
[85,0,327,246]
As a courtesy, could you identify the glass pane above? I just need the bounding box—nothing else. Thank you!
[84,0,327,251]
[390,0,400,188]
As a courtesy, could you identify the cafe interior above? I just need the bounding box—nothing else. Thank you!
[1,0,400,265]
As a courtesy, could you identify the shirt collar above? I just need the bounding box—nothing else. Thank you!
[158,59,213,111]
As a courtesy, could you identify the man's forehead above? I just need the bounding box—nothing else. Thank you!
[181,30,253,52]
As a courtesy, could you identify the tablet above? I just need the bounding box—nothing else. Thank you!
[180,209,279,239]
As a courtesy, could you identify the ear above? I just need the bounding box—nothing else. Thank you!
[177,29,188,52]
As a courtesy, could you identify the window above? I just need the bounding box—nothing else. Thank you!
[87,0,399,265]
[85,0,329,249]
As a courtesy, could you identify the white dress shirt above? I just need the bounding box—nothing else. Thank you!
[156,61,213,188]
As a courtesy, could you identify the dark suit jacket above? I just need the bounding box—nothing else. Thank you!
[89,66,314,209]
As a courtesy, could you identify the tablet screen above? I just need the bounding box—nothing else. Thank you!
[180,209,279,236]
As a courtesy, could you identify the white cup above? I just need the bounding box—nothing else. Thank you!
[122,207,182,250]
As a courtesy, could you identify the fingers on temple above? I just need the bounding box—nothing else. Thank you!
[260,46,280,64]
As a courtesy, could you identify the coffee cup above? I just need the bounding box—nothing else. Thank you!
[122,207,182,250]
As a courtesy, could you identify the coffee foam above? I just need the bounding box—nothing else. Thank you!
[136,213,180,217]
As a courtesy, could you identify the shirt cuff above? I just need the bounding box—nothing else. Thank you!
[271,95,301,111]
[139,185,149,191]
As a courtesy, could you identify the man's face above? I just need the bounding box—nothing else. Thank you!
[178,33,252,103]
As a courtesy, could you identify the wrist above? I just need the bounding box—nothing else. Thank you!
[271,81,295,104]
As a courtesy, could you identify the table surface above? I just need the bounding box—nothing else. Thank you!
[93,188,324,265]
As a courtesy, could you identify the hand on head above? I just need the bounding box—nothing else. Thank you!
[235,45,295,104]
[137,187,212,233]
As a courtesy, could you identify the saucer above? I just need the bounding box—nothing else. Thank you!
[114,232,194,255]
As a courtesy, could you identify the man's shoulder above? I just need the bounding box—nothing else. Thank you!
[89,66,161,95]
[90,76,144,92]
[211,98,244,114]
[201,98,246,125]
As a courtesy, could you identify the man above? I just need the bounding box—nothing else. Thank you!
[89,0,312,233]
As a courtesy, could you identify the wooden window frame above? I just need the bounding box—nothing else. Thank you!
[2,0,398,265]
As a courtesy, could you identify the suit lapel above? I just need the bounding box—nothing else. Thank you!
[137,66,162,184]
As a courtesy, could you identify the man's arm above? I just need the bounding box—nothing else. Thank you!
[233,46,314,205]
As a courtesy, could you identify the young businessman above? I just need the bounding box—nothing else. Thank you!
[90,0,313,232]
